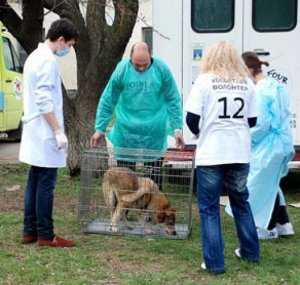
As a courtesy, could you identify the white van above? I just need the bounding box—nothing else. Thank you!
[153,0,300,164]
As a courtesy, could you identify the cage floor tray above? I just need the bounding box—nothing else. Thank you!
[83,219,190,239]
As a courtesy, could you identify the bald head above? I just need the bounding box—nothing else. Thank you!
[130,42,151,72]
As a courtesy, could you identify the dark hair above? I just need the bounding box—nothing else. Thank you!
[46,18,79,42]
[242,51,269,76]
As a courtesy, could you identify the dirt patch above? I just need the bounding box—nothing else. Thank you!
[0,189,24,212]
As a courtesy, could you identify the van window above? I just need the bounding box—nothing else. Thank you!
[3,37,22,72]
[253,0,297,32]
[3,37,15,71]
[191,0,234,33]
[11,42,22,72]
[142,27,153,52]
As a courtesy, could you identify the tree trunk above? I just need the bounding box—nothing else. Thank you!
[64,0,139,175]
[0,0,139,176]
[22,0,44,50]
[65,86,100,176]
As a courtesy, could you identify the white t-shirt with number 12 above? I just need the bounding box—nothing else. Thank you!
[185,73,257,166]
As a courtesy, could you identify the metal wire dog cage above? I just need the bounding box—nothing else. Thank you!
[78,147,195,239]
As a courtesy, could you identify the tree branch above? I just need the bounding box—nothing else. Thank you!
[112,0,139,35]
[22,0,44,51]
[0,1,27,50]
[84,0,138,101]
[86,0,106,58]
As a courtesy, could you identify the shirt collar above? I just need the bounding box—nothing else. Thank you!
[38,42,56,59]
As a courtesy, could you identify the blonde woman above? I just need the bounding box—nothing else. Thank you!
[185,42,259,274]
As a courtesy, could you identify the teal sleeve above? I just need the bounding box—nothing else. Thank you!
[94,64,123,132]
[161,63,183,133]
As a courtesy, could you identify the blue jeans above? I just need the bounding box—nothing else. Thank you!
[196,164,259,273]
[23,166,58,240]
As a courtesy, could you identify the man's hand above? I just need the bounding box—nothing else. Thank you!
[54,129,68,150]
[175,130,185,149]
[90,131,105,148]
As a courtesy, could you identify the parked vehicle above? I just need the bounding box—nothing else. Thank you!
[0,21,23,141]
[153,0,300,167]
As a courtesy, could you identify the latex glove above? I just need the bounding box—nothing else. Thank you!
[54,129,68,150]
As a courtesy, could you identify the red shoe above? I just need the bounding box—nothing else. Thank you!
[38,236,75,247]
[22,234,38,244]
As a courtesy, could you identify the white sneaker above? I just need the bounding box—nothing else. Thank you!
[257,228,278,240]
[234,248,241,258]
[276,223,295,236]
[201,261,225,274]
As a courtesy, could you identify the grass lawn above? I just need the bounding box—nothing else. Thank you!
[0,164,300,285]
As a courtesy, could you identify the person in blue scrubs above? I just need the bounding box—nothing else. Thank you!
[226,52,295,239]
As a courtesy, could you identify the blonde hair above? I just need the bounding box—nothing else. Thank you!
[201,41,249,80]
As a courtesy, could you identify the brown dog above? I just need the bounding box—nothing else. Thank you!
[102,167,176,235]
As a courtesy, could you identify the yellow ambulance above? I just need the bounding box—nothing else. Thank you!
[0,22,23,140]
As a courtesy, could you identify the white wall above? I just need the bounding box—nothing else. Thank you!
[123,0,152,57]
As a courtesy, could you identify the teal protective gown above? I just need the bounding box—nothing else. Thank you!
[95,58,182,155]
[226,78,294,229]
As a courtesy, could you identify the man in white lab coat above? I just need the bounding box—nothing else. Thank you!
[19,19,78,247]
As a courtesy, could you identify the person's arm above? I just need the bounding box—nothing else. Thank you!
[246,80,259,132]
[161,64,183,131]
[34,61,68,149]
[91,62,124,147]
[276,85,295,157]
[186,112,200,135]
[43,113,67,149]
[185,75,207,136]
[246,79,258,120]
[95,63,123,133]
[160,61,184,148]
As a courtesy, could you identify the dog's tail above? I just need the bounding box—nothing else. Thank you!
[102,177,117,210]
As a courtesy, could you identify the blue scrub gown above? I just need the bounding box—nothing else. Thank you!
[226,78,294,229]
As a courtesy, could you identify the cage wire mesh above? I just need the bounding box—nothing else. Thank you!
[78,147,195,239]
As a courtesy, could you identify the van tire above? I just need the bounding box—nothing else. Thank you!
[8,123,22,142]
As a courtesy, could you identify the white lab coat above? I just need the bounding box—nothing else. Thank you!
[19,43,66,168]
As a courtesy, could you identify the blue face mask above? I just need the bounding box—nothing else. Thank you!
[55,47,70,57]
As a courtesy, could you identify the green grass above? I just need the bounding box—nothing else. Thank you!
[0,164,300,285]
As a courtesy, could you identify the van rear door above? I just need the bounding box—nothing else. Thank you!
[0,37,4,131]
[243,0,300,146]
[182,0,244,144]
[2,36,23,132]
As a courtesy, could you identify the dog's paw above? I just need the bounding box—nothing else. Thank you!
[165,227,177,236]
[144,214,152,223]
[110,224,119,233]
[144,228,156,235]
